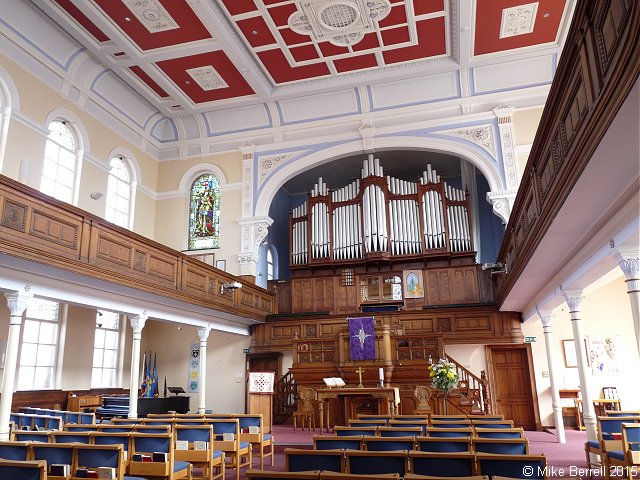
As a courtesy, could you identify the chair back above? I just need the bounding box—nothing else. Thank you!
[31,443,74,467]
[425,427,473,438]
[75,444,124,475]
[0,459,46,480]
[378,426,423,437]
[472,437,529,455]
[388,420,428,435]
[471,420,514,429]
[0,441,30,460]
[408,451,475,477]
[334,426,377,437]
[313,435,363,450]
[285,448,344,473]
[416,436,472,453]
[476,453,546,479]
[345,450,409,476]
[13,431,50,443]
[50,431,92,444]
[606,410,640,417]
[246,469,320,479]
[65,423,99,432]
[363,436,416,452]
[349,419,388,428]
[473,428,525,439]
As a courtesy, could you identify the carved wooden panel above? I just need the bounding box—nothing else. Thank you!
[270,324,301,342]
[31,210,78,250]
[401,318,435,332]
[185,267,207,291]
[147,254,176,282]
[455,315,492,331]
[292,279,314,312]
[96,235,132,266]
[1,199,27,232]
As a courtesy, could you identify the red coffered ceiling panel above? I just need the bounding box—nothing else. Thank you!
[156,52,255,103]
[92,0,212,50]
[383,17,446,64]
[52,0,110,42]
[474,0,567,55]
[220,0,258,16]
[129,66,169,98]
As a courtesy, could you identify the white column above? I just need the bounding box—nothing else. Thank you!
[562,290,597,442]
[54,304,68,389]
[197,327,211,414]
[613,248,640,356]
[0,291,32,441]
[128,312,147,419]
[537,308,566,443]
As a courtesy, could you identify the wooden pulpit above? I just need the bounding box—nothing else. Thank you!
[247,372,274,433]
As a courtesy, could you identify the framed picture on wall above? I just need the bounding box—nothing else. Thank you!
[562,339,578,368]
[562,338,590,368]
[216,259,226,271]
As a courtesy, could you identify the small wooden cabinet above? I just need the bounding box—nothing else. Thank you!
[67,394,102,412]
[558,389,580,429]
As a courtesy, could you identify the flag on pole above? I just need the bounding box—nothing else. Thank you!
[140,351,148,396]
[151,353,158,397]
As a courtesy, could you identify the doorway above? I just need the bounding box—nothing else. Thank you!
[486,344,540,430]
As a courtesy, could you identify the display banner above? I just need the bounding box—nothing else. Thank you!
[349,317,376,360]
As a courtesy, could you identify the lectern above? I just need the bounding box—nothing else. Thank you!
[247,372,274,433]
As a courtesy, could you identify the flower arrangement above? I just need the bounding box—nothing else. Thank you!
[429,358,459,392]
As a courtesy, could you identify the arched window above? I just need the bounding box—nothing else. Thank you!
[41,120,78,203]
[188,174,221,250]
[105,156,132,228]
[267,248,274,280]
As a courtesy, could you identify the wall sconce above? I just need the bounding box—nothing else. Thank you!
[90,192,104,200]
[221,281,242,294]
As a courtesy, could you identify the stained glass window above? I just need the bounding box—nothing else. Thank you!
[189,174,221,250]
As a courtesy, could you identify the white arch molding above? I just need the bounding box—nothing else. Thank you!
[254,136,505,218]
[178,163,228,193]
[0,65,20,173]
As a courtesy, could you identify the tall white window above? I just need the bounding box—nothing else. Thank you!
[91,311,120,388]
[267,249,274,281]
[105,156,131,228]
[41,121,77,203]
[18,299,60,390]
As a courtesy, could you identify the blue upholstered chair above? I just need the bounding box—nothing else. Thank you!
[235,413,275,469]
[50,431,92,444]
[334,426,377,437]
[408,451,476,477]
[133,424,172,434]
[98,424,135,433]
[476,453,546,479]
[470,420,514,429]
[416,436,472,453]
[378,426,423,437]
[208,418,251,480]
[431,420,472,429]
[471,437,529,455]
[0,459,47,480]
[388,420,429,435]
[362,436,416,451]
[431,415,468,421]
[321,472,400,480]
[357,414,391,425]
[0,441,30,460]
[345,450,409,476]
[13,431,50,443]
[91,431,133,470]
[31,443,74,471]
[585,416,640,469]
[64,423,99,432]
[285,448,344,473]
[425,427,473,438]
[313,435,363,450]
[607,423,640,479]
[468,415,505,422]
[349,419,388,428]
[173,424,225,480]
[74,443,147,480]
[246,469,321,480]
[473,428,525,439]
[129,432,192,480]
[606,411,640,418]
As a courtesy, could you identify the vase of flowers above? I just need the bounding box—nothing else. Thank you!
[429,358,459,413]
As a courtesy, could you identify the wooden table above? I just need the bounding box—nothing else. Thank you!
[316,387,398,433]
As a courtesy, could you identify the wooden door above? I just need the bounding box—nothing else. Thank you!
[248,353,281,378]
[486,345,540,430]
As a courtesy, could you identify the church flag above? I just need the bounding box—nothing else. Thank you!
[140,351,148,396]
[348,317,376,361]
[150,353,158,397]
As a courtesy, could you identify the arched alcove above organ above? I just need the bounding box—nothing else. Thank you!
[290,154,474,269]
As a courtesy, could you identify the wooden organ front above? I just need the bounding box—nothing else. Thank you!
[290,154,473,267]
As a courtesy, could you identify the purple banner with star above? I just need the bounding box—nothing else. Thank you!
[349,317,376,361]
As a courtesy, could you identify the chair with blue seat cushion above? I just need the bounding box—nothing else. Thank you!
[349,419,388,428]
[65,423,99,432]
[476,453,546,479]
[345,450,409,476]
[404,475,487,480]
[0,459,46,480]
[31,443,75,471]
[334,426,378,437]
[425,427,473,438]
[393,415,430,422]
[431,420,473,429]
[13,431,50,443]
[246,469,321,479]
[74,443,141,479]
[468,415,505,422]
[472,438,529,455]
[133,424,172,434]
[129,432,192,480]
[363,436,416,451]
[90,432,133,470]
[234,413,275,469]
[79,412,97,424]
[388,420,429,435]
[474,428,525,439]
[50,431,92,444]
[314,435,363,451]
[431,415,468,421]
[0,441,31,460]
[471,421,514,429]
[174,424,225,480]
[408,451,476,477]
[357,414,391,425]
[285,448,344,473]
[416,437,472,453]
[378,426,423,437]
[608,423,640,479]
[321,472,401,480]
[208,418,251,480]
[98,424,135,433]
[606,411,640,418]
[585,416,640,470]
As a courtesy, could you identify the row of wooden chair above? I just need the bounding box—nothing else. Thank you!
[17,407,96,425]
[0,441,184,480]
[334,425,523,439]
[283,449,547,478]
[313,435,529,454]
[246,472,534,480]
[585,420,640,480]
[348,419,515,433]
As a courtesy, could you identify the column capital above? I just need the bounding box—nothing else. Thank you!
[4,291,33,317]
[129,312,148,334]
[536,308,554,329]
[613,247,640,280]
[486,190,517,224]
[562,290,584,312]
[198,326,211,342]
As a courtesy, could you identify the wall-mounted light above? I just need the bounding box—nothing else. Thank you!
[90,192,103,200]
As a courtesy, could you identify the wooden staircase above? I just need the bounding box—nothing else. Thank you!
[439,355,491,415]
[273,371,297,425]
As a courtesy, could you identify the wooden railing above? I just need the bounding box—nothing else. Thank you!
[445,355,490,414]
[496,0,639,304]
[0,174,275,320]
[273,371,297,424]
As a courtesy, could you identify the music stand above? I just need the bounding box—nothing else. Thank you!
[167,386,185,396]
